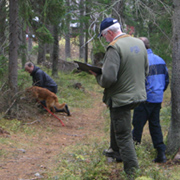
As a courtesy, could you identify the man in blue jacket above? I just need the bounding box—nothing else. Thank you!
[25,62,70,115]
[132,37,169,163]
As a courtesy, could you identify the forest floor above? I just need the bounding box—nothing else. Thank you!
[1,89,178,180]
[0,91,106,180]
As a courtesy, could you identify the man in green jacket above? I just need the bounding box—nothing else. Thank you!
[90,17,149,176]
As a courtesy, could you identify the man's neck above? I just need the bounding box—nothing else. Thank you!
[113,32,126,40]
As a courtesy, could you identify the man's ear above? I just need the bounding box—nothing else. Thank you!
[107,30,113,36]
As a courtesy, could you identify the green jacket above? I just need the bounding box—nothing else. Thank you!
[96,34,149,108]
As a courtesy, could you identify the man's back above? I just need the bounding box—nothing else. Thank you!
[146,49,169,103]
[102,35,149,108]
[31,66,57,88]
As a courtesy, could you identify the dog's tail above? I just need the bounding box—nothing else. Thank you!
[55,102,66,109]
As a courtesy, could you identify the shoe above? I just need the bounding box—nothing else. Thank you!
[55,107,64,112]
[55,104,71,116]
[132,135,141,145]
[133,140,141,145]
[103,148,122,162]
[64,104,71,116]
[153,151,167,163]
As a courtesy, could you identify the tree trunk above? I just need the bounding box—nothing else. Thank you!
[52,25,59,77]
[84,1,89,63]
[37,40,46,64]
[0,0,6,55]
[166,0,180,155]
[27,27,33,53]
[79,0,85,60]
[19,19,27,69]
[85,31,88,63]
[21,30,27,69]
[65,0,71,60]
[65,32,71,60]
[8,0,18,92]
[46,25,53,62]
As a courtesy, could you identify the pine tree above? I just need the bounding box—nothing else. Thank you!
[166,0,180,155]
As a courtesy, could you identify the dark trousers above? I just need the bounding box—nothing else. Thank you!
[132,102,166,152]
[110,104,139,174]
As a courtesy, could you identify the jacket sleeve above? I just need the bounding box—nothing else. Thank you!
[96,47,120,88]
[164,66,169,91]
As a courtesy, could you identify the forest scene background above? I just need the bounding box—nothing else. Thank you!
[1,0,180,180]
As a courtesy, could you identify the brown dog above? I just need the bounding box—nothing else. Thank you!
[25,86,66,113]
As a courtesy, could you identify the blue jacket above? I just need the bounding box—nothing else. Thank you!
[146,49,169,103]
[31,66,57,88]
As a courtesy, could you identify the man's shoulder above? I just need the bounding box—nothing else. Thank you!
[148,51,166,64]
[34,66,44,74]
[153,55,166,64]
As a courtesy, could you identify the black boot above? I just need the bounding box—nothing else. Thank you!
[153,151,167,163]
[64,104,71,116]
[55,107,65,112]
[133,138,141,145]
[55,104,71,116]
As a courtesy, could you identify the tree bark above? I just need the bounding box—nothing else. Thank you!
[27,27,33,53]
[21,30,27,69]
[52,25,59,77]
[79,0,85,60]
[84,1,89,63]
[37,40,46,64]
[0,0,6,55]
[8,0,18,92]
[46,25,53,62]
[166,0,180,155]
[19,19,27,69]
[65,0,71,60]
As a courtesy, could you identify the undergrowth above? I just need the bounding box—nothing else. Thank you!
[44,104,179,180]
[0,67,180,180]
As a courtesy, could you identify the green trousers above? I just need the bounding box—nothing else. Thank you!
[110,104,139,174]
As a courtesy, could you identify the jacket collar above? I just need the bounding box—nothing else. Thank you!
[31,65,40,76]
[113,33,126,41]
[147,49,153,54]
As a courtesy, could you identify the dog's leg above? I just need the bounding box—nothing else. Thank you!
[46,99,52,112]
[46,97,57,113]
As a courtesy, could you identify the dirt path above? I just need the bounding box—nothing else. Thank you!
[0,92,106,180]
